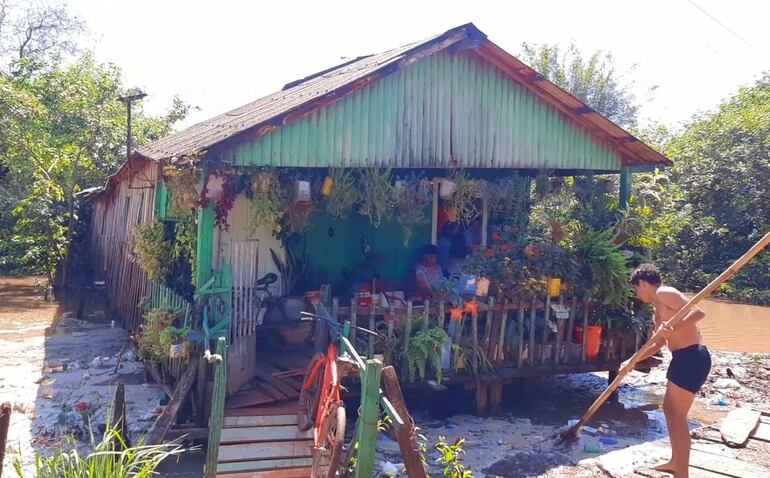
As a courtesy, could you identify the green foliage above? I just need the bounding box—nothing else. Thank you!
[445,170,483,227]
[136,308,180,361]
[652,74,770,303]
[406,326,449,383]
[520,42,650,129]
[325,167,359,218]
[173,219,197,284]
[163,165,200,217]
[574,229,632,308]
[358,167,396,227]
[394,175,432,246]
[249,169,287,236]
[434,436,473,478]
[0,39,186,280]
[13,427,186,478]
[132,221,172,281]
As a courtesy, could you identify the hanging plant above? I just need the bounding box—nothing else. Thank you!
[394,175,431,246]
[163,165,200,217]
[282,200,314,237]
[325,168,359,218]
[213,174,238,230]
[249,169,287,236]
[487,174,531,227]
[132,220,173,281]
[445,170,483,227]
[574,228,633,308]
[173,218,197,284]
[359,168,396,227]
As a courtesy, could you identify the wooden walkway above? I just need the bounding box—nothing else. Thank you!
[628,409,770,478]
[216,349,316,477]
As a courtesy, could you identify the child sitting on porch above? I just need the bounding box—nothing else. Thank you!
[415,244,447,300]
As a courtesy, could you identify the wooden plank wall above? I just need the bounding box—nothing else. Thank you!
[89,160,159,332]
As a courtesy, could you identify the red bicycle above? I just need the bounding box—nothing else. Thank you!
[297,311,378,478]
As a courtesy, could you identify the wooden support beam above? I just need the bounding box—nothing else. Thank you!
[355,359,383,478]
[381,366,427,478]
[402,301,413,373]
[541,294,551,365]
[489,382,503,416]
[471,306,479,373]
[476,382,488,416]
[516,307,525,368]
[204,338,227,478]
[581,298,589,363]
[146,359,199,445]
[111,382,129,448]
[144,361,175,398]
[565,296,577,364]
[0,402,11,474]
[497,300,510,363]
[528,299,536,366]
[482,298,494,359]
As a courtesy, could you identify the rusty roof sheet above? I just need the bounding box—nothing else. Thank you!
[134,23,670,168]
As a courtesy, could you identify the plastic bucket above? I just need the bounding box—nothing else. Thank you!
[547,278,562,298]
[572,325,603,360]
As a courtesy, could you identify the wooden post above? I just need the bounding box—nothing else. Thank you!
[354,359,383,478]
[497,300,510,363]
[471,306,479,373]
[402,301,413,373]
[619,166,631,209]
[195,169,215,289]
[565,296,577,364]
[581,298,589,363]
[196,355,207,426]
[431,180,439,245]
[204,337,227,478]
[350,300,358,347]
[146,359,199,445]
[553,295,565,364]
[111,382,129,448]
[541,294,551,365]
[516,306,525,368]
[0,402,11,475]
[368,300,376,358]
[482,298,494,360]
[528,299,536,366]
[381,366,427,478]
[476,382,488,416]
[489,382,503,415]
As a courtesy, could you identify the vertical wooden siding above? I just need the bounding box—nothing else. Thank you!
[89,160,159,331]
[223,50,622,171]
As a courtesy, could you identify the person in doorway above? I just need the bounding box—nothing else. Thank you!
[627,264,711,478]
[415,244,446,299]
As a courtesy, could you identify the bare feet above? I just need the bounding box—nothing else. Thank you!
[653,462,676,475]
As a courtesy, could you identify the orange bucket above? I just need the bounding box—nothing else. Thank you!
[572,325,603,360]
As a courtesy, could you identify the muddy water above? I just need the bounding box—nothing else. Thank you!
[697,298,770,353]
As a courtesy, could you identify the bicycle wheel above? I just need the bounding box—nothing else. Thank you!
[298,353,325,431]
[312,401,346,478]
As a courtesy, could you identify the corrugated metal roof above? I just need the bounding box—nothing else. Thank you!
[135,23,670,168]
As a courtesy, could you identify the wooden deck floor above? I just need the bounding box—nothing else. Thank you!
[627,409,770,478]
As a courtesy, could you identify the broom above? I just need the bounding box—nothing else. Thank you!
[558,231,770,443]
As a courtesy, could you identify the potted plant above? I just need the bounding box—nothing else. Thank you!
[359,168,396,227]
[249,169,287,236]
[160,325,192,361]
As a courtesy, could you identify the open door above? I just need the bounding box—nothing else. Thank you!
[226,239,260,396]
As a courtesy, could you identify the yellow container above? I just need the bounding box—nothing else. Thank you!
[547,278,562,298]
[322,176,334,197]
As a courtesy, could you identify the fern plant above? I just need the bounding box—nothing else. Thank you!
[406,327,448,383]
[132,221,172,281]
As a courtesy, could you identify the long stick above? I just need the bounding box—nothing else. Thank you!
[565,232,770,439]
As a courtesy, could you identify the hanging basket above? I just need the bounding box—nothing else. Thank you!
[547,278,562,298]
[255,173,274,193]
[321,176,334,197]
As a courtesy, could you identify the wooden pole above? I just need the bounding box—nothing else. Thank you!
[567,232,770,438]
[402,301,413,374]
[146,359,199,445]
[0,402,11,476]
[204,337,227,478]
[381,366,427,478]
[354,359,383,478]
[110,383,129,448]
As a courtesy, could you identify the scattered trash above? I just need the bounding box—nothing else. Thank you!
[72,331,88,337]
[599,437,619,446]
[713,378,741,389]
[568,419,579,428]
[581,426,598,436]
[711,395,730,406]
[379,461,399,477]
[584,442,605,453]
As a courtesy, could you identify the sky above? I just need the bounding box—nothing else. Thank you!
[67,0,770,132]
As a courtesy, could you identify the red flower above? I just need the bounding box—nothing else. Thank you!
[74,402,89,412]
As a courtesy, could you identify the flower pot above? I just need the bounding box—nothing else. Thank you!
[169,342,185,359]
[294,180,311,202]
[255,173,273,193]
[572,324,603,360]
[547,278,562,298]
[439,179,457,199]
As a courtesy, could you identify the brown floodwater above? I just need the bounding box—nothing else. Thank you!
[697,298,770,353]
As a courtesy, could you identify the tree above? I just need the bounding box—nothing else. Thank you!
[520,42,654,129]
[0,2,188,283]
[654,74,770,303]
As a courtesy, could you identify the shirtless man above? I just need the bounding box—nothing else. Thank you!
[627,264,711,478]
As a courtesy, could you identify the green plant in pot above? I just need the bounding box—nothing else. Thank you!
[159,325,192,361]
[132,220,173,281]
[249,168,287,236]
[393,175,431,246]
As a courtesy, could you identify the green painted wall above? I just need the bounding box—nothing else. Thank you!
[222,50,622,171]
[288,209,432,296]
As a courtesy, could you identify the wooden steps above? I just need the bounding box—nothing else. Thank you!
[217,400,313,477]
[225,349,313,410]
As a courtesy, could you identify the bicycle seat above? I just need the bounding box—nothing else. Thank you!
[256,272,278,286]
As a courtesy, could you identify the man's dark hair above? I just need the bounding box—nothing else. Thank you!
[630,263,662,286]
